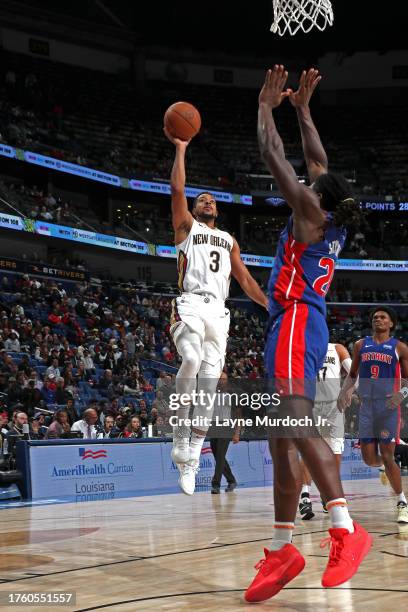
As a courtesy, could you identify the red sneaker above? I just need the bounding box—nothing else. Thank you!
[244,544,305,603]
[321,521,372,587]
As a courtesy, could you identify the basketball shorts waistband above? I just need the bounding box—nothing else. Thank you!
[180,292,226,305]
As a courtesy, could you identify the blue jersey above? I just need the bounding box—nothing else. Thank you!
[358,336,401,399]
[268,214,346,320]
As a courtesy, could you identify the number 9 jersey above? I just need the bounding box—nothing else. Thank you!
[176,219,233,301]
[268,214,346,320]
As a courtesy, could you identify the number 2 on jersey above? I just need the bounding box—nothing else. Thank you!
[209,250,220,272]
[313,257,335,296]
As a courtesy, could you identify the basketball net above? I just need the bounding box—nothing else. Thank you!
[271,0,334,36]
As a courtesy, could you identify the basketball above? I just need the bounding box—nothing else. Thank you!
[164,101,201,141]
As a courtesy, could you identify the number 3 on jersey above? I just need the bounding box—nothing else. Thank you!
[313,257,335,296]
[209,250,220,272]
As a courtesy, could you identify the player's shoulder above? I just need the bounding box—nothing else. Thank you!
[396,338,408,354]
[325,214,347,240]
[334,342,350,359]
[353,338,366,351]
[214,227,234,248]
[214,225,233,238]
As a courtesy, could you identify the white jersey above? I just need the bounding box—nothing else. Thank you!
[315,343,341,402]
[176,219,233,301]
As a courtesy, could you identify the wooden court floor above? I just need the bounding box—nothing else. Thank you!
[0,477,407,611]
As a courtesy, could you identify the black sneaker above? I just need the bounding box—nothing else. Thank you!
[211,486,220,494]
[299,494,314,520]
[321,498,329,514]
[225,482,237,492]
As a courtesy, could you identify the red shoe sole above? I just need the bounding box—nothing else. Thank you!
[321,533,373,588]
[244,555,305,603]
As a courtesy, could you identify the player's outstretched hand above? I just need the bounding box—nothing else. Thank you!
[163,126,191,148]
[259,65,290,109]
[287,68,322,108]
[386,391,402,409]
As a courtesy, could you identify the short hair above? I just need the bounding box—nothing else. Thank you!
[83,408,97,418]
[56,410,68,422]
[369,306,398,330]
[192,192,214,210]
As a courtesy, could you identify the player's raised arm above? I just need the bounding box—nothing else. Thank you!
[338,339,363,411]
[288,69,328,183]
[258,66,325,226]
[164,127,194,242]
[230,239,268,309]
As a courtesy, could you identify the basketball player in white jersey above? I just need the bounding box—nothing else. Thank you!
[164,127,268,495]
[299,342,351,519]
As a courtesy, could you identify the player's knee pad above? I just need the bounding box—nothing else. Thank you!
[197,359,223,380]
[191,360,223,428]
[176,331,203,381]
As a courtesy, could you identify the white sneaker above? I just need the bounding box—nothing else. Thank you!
[171,438,190,465]
[178,459,200,496]
[397,502,408,524]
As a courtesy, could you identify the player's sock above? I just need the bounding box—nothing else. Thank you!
[171,403,191,464]
[397,492,407,505]
[189,431,205,460]
[270,522,294,551]
[326,498,354,533]
[172,403,191,441]
[301,484,310,496]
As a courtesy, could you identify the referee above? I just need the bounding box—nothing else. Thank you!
[209,371,239,494]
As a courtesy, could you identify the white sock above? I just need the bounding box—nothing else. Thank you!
[189,431,205,460]
[327,498,354,533]
[270,522,294,551]
[397,492,407,505]
[172,403,191,446]
[301,484,310,497]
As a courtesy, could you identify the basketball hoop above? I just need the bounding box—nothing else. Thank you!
[271,0,334,36]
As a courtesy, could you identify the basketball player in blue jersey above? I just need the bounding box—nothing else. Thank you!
[245,66,370,603]
[338,307,408,524]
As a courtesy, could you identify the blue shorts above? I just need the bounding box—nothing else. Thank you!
[359,398,399,444]
[264,303,328,401]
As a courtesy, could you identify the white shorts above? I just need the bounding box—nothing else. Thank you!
[170,293,230,366]
[313,399,344,454]
[313,399,345,439]
[323,436,344,455]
